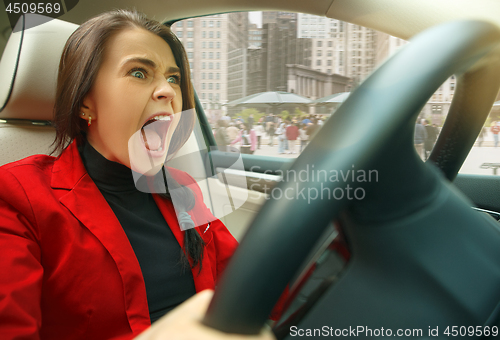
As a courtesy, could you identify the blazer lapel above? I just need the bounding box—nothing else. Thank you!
[51,141,151,331]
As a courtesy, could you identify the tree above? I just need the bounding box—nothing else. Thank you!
[294,108,308,118]
[279,110,290,121]
[235,108,264,123]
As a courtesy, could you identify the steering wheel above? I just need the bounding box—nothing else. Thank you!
[204,20,500,336]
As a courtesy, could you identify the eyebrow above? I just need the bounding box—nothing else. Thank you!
[121,57,181,74]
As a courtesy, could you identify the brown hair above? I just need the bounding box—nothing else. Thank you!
[52,9,195,156]
[52,9,204,269]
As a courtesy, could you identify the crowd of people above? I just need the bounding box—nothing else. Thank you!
[214,113,325,155]
[414,118,500,160]
[217,114,500,158]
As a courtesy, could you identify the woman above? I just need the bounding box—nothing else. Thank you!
[0,10,275,340]
[230,123,257,154]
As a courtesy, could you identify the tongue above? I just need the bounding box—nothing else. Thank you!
[141,126,162,151]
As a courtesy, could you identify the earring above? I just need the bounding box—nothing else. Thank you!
[81,112,85,116]
[88,116,92,127]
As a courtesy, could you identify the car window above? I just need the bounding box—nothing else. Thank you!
[173,12,493,172]
[172,12,379,158]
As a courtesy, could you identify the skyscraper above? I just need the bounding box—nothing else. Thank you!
[297,14,377,88]
[227,13,249,106]
[248,24,262,48]
[171,15,228,121]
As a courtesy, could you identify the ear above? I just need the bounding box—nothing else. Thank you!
[80,93,96,122]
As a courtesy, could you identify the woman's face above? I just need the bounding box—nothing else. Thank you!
[82,27,183,175]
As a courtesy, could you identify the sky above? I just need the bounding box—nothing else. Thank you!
[248,11,262,27]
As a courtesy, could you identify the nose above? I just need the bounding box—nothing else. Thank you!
[153,77,176,101]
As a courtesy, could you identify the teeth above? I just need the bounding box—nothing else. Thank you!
[146,144,163,152]
[152,115,171,121]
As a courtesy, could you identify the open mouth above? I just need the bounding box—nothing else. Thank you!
[140,115,172,154]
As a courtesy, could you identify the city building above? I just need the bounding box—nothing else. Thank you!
[297,14,377,88]
[297,13,333,39]
[227,13,249,115]
[172,12,441,121]
[248,23,262,48]
[171,15,229,121]
[246,46,266,95]
[374,31,407,65]
[309,38,337,75]
[245,19,313,95]
[286,64,350,99]
[262,11,297,25]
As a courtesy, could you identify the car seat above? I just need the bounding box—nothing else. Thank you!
[0,14,78,166]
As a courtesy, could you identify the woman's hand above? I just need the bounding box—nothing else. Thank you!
[135,290,276,340]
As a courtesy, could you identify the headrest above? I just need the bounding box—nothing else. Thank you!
[0,14,78,121]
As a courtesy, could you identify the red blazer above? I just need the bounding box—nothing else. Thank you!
[0,141,238,340]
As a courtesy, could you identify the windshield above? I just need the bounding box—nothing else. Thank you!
[171,11,496,176]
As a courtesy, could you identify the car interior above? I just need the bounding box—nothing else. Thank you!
[2,0,500,338]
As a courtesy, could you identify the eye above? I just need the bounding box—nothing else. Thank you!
[129,68,147,79]
[167,75,181,84]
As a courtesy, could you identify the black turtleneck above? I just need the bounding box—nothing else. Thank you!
[79,141,196,323]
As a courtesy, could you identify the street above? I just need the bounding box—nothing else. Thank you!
[460,146,500,176]
[243,135,500,176]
